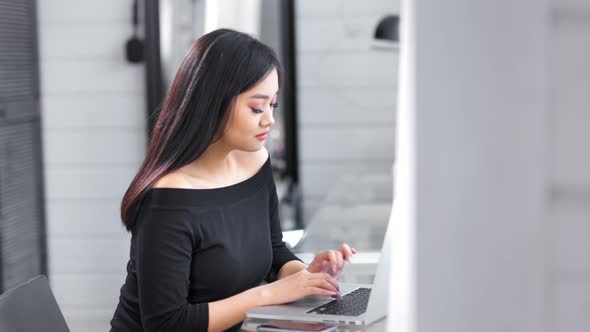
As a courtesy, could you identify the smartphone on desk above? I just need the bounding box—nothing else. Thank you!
[256,320,337,332]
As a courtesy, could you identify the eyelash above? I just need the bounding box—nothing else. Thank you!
[252,102,279,114]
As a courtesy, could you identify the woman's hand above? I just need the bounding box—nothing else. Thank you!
[306,243,357,278]
[259,269,340,305]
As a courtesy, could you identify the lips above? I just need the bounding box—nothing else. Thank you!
[256,131,270,137]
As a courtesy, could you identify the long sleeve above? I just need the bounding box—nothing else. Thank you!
[265,175,303,283]
[134,207,209,332]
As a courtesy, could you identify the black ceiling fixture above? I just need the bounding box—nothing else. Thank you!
[374,15,400,43]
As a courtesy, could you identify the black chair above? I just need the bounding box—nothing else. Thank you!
[0,275,70,332]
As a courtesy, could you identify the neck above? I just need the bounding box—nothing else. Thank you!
[182,140,238,182]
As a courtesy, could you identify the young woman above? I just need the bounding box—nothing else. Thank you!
[110,29,356,332]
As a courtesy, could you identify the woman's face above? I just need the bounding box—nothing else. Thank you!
[221,68,279,152]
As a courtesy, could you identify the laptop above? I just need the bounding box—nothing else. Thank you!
[0,275,70,332]
[246,208,392,326]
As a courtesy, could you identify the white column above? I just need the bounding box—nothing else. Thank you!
[391,0,549,331]
[205,0,261,36]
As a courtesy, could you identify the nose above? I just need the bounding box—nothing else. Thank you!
[260,107,275,128]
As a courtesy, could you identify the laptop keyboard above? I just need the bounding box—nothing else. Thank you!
[306,287,371,317]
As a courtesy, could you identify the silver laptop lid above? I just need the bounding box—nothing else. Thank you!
[363,191,393,324]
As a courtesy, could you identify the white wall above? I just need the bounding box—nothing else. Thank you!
[38,1,146,331]
[295,0,399,222]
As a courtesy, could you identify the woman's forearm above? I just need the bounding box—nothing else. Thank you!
[277,260,308,280]
[207,261,307,331]
[207,285,268,332]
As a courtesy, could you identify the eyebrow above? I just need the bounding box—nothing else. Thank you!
[249,92,279,100]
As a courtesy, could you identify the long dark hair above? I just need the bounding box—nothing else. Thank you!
[121,28,282,230]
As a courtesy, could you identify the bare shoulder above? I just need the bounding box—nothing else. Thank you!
[152,148,269,189]
[152,171,192,189]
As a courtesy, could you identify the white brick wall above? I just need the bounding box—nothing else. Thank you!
[38,0,146,331]
[295,0,398,221]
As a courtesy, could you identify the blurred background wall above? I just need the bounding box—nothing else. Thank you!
[37,1,146,330]
[295,0,397,222]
